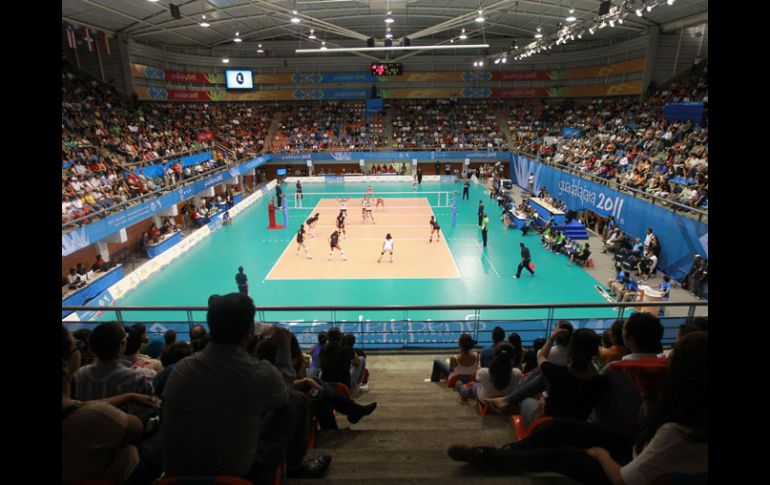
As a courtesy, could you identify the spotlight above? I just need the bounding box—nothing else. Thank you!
[199,15,210,28]
[257,43,264,53]
[475,10,485,23]
[385,11,394,24]
[502,57,507,63]
[494,57,500,64]
[222,58,229,63]
[459,28,468,40]
[291,10,301,23]
[636,8,643,17]
[308,29,316,40]
[566,15,576,22]
[667,0,676,5]
[609,19,615,28]
[233,32,242,43]
[535,33,543,39]
[320,41,327,50]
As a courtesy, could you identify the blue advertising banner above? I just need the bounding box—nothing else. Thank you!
[663,102,705,124]
[512,154,707,279]
[561,127,585,138]
[293,88,370,100]
[62,155,271,256]
[134,151,212,179]
[269,151,509,162]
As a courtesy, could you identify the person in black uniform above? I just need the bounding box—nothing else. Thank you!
[435,161,441,175]
[235,266,248,294]
[478,200,485,227]
[295,225,312,258]
[336,211,347,239]
[328,230,347,261]
[417,168,423,185]
[306,212,320,237]
[295,180,303,208]
[275,183,283,208]
[514,243,536,278]
[481,213,489,248]
[462,179,470,200]
[428,215,441,243]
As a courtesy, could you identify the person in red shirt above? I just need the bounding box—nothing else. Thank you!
[149,223,160,240]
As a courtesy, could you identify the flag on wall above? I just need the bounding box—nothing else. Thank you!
[65,24,77,49]
[82,27,95,52]
[97,31,111,55]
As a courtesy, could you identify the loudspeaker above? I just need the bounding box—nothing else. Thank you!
[598,1,611,16]
[170,3,181,19]
[367,37,375,47]
[403,37,411,47]
[384,39,392,47]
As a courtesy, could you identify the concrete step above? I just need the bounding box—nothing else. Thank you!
[332,414,513,431]
[287,475,579,485]
[311,428,514,451]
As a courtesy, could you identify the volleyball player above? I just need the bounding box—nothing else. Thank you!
[295,180,303,208]
[338,197,349,218]
[413,175,418,191]
[428,215,441,242]
[366,185,374,198]
[336,210,347,239]
[306,212,320,237]
[375,194,385,210]
[295,225,312,259]
[328,230,347,261]
[377,233,395,263]
[363,198,375,224]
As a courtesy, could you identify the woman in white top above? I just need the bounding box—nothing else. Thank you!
[377,233,395,263]
[458,343,522,401]
[448,331,708,485]
[430,333,479,383]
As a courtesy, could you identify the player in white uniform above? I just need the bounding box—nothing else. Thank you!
[377,233,395,263]
[338,197,349,218]
[362,198,375,224]
[375,194,385,210]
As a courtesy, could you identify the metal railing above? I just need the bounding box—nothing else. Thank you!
[62,151,238,231]
[62,301,707,349]
[517,151,708,222]
[122,145,213,170]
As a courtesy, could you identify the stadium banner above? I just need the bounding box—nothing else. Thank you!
[62,155,272,257]
[133,151,211,179]
[561,127,585,138]
[512,154,708,279]
[268,151,507,162]
[135,81,642,102]
[663,102,705,124]
[132,59,644,85]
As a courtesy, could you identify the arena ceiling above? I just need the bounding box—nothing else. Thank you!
[62,0,708,58]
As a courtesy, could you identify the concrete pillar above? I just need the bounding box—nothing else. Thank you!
[641,27,660,98]
[96,241,111,262]
[116,33,135,97]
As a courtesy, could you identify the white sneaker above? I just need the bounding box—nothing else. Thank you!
[360,383,369,393]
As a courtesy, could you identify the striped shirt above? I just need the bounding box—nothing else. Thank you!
[73,359,154,416]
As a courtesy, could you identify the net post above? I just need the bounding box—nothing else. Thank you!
[452,191,458,228]
[282,194,289,228]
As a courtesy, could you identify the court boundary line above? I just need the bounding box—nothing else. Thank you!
[264,200,326,281]
[266,197,463,281]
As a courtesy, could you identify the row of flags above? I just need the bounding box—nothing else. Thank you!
[64,24,111,55]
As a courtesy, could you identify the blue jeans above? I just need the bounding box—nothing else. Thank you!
[460,382,482,400]
[350,356,366,389]
[431,359,451,382]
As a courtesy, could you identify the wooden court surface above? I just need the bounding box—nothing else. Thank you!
[265,198,462,280]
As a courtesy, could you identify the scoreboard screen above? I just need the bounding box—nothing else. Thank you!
[371,63,403,76]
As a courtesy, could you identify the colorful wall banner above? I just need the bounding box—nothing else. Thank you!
[136,80,641,102]
[132,58,644,85]
[268,151,507,162]
[62,155,272,257]
[511,154,708,280]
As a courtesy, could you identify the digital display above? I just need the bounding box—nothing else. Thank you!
[225,69,254,89]
[371,63,403,76]
[276,168,287,176]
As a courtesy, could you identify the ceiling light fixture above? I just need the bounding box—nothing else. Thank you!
[308,29,316,39]
[667,0,676,5]
[257,44,264,53]
[535,33,543,38]
[501,57,507,63]
[199,15,210,28]
[233,32,242,43]
[636,8,643,16]
[494,57,500,64]
[320,41,327,50]
[385,32,393,39]
[291,10,301,23]
[647,5,654,12]
[385,11,394,24]
[566,15,576,22]
[296,43,490,54]
[475,10,485,23]
[459,28,468,40]
[222,58,229,63]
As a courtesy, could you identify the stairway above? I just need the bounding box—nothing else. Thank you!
[288,354,578,484]
[381,108,394,149]
[266,111,287,152]
[553,220,589,240]
[496,107,514,149]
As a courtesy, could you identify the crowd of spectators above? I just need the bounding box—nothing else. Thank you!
[391,99,508,150]
[432,314,708,484]
[273,101,384,151]
[506,62,708,210]
[62,293,380,484]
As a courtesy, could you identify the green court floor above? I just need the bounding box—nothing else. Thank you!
[106,181,618,323]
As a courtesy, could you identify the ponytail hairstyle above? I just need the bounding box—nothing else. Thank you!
[490,342,516,390]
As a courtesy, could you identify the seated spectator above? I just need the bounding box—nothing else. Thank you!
[538,320,573,366]
[72,322,156,420]
[507,332,524,369]
[76,262,91,281]
[320,327,359,388]
[598,319,630,368]
[480,326,505,368]
[307,331,327,378]
[152,341,193,398]
[485,329,609,428]
[592,312,664,430]
[91,254,109,272]
[429,333,479,383]
[448,331,707,485]
[458,342,523,402]
[342,333,368,392]
[163,329,177,347]
[568,243,591,267]
[62,326,163,485]
[144,335,166,361]
[67,267,86,290]
[522,338,546,374]
[659,317,707,359]
[73,328,96,367]
[161,293,332,481]
[620,272,640,302]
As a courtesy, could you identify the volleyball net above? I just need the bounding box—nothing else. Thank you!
[287,191,456,208]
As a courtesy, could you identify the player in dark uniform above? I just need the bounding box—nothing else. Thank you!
[428,215,441,243]
[235,266,248,294]
[328,230,347,261]
[336,211,347,239]
[295,180,303,208]
[306,212,320,237]
[295,225,312,258]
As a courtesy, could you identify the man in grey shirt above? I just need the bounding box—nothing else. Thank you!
[162,293,331,481]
